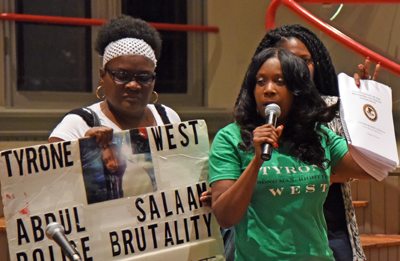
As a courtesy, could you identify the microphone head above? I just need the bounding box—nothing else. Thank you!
[264,103,281,117]
[46,222,65,239]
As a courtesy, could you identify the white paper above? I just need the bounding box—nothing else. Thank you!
[338,73,399,181]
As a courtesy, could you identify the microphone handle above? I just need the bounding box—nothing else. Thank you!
[261,113,278,161]
[52,233,82,261]
[261,143,273,161]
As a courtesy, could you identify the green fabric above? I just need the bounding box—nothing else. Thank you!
[209,123,348,261]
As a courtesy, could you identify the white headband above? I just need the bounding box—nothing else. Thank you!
[102,37,157,68]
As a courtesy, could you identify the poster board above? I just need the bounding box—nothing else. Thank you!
[0,120,225,260]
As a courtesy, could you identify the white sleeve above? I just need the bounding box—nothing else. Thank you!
[164,106,181,123]
[49,114,91,141]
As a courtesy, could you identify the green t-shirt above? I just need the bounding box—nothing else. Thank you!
[209,123,348,261]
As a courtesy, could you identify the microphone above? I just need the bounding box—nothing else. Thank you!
[261,103,281,161]
[46,222,82,261]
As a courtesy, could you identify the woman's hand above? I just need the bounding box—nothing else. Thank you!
[85,127,114,148]
[354,57,381,87]
[210,124,283,228]
[252,124,283,159]
[200,190,212,207]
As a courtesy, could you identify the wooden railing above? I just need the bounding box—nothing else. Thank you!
[265,0,400,76]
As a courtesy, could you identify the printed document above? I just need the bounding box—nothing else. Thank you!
[338,73,398,181]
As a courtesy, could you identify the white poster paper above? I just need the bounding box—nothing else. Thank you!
[0,120,225,261]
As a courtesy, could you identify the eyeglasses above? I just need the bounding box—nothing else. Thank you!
[302,58,314,66]
[104,67,156,86]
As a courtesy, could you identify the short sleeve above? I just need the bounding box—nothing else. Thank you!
[49,114,91,141]
[164,106,181,124]
[148,104,181,125]
[209,125,244,184]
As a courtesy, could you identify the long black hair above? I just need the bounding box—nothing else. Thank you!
[235,48,336,169]
[254,24,338,96]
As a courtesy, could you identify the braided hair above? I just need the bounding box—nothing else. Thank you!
[235,48,336,169]
[254,24,338,96]
[95,15,162,60]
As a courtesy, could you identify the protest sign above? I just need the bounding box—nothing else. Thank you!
[0,120,225,261]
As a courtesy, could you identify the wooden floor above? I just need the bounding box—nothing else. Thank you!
[0,217,9,261]
[353,200,368,208]
[0,217,5,232]
[360,234,400,249]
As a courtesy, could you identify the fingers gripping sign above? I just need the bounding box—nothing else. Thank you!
[200,190,212,207]
[85,127,114,148]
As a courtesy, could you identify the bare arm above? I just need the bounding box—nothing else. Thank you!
[48,126,113,148]
[330,151,371,183]
[48,137,64,143]
[211,157,263,228]
[211,124,283,228]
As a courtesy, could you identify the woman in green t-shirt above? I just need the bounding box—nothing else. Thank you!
[208,47,372,261]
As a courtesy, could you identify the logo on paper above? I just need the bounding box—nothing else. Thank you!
[363,104,377,122]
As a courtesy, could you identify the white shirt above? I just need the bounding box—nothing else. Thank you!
[49,102,181,141]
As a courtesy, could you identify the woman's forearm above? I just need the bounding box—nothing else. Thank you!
[211,156,263,228]
[331,151,372,181]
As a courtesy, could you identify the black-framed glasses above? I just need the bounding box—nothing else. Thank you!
[302,58,314,66]
[104,67,156,86]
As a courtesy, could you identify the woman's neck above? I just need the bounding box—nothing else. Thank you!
[100,101,156,130]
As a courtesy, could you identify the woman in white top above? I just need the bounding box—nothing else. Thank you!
[49,15,180,145]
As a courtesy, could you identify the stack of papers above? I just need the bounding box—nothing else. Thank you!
[338,73,399,181]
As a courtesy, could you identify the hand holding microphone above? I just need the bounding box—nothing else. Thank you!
[46,222,82,261]
[261,103,281,161]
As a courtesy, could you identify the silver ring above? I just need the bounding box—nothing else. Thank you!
[368,76,372,80]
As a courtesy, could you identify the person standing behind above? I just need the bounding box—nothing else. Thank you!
[49,15,180,146]
[252,24,380,261]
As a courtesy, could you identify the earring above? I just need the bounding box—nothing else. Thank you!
[152,91,158,103]
[96,86,105,99]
